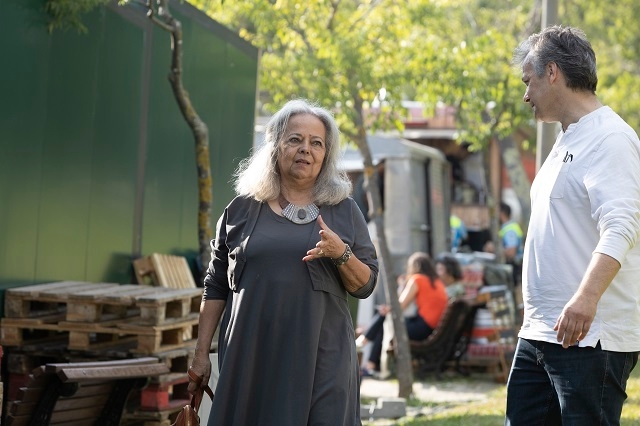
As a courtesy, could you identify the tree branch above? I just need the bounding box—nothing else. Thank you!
[144,0,213,272]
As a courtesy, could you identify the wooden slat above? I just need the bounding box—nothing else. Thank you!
[58,363,169,382]
[133,256,157,286]
[45,356,161,371]
[134,254,197,289]
[151,254,197,289]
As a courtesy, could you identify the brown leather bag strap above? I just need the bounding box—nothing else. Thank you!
[188,368,214,409]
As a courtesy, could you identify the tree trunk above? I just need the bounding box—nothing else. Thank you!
[497,135,531,232]
[353,100,414,399]
[149,0,213,277]
[483,145,501,261]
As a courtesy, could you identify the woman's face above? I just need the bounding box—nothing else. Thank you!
[436,262,450,282]
[436,263,447,278]
[277,113,326,186]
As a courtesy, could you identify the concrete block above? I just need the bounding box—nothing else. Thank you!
[361,397,407,419]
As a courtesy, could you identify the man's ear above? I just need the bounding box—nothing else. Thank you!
[548,62,560,83]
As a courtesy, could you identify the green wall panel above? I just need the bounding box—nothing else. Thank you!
[0,0,258,288]
[34,12,103,282]
[0,0,51,284]
[84,9,143,283]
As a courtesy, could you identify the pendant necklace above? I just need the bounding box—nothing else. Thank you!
[277,194,319,225]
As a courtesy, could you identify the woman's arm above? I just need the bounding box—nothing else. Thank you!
[398,277,418,311]
[187,299,226,394]
[304,214,373,293]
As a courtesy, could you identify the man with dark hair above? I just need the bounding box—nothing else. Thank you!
[507,26,640,425]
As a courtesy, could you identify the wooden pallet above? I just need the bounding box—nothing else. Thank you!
[120,318,199,355]
[54,318,199,355]
[133,254,197,289]
[141,346,195,378]
[4,281,202,325]
[122,405,182,426]
[1,317,69,347]
[4,281,117,319]
[65,284,157,323]
[140,374,190,410]
[134,287,202,325]
[66,284,202,325]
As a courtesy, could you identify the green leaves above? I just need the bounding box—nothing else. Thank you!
[44,0,124,33]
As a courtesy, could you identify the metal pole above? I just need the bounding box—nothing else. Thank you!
[536,0,559,171]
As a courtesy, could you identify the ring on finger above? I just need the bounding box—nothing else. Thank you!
[318,249,324,256]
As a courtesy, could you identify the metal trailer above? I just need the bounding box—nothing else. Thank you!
[340,134,451,279]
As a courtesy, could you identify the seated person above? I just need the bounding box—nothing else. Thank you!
[435,253,466,299]
[356,252,449,375]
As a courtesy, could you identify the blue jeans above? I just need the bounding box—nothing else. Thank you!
[506,338,638,426]
[363,314,433,369]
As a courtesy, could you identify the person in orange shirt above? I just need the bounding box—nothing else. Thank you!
[357,251,449,375]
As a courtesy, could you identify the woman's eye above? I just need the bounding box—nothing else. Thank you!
[312,140,323,147]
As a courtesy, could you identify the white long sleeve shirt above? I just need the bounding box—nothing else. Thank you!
[519,106,640,352]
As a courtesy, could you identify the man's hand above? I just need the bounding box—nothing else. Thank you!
[553,253,621,348]
[553,294,598,348]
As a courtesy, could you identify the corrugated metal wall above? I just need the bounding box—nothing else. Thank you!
[0,0,258,287]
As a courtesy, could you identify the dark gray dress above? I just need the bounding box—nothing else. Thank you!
[208,203,369,426]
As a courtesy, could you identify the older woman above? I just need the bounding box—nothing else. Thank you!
[187,99,378,426]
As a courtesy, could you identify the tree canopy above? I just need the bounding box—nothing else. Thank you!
[47,0,640,148]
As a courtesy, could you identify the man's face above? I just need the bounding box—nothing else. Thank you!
[521,60,553,123]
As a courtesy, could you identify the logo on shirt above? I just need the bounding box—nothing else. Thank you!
[562,151,573,163]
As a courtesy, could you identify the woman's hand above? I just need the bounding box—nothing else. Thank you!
[187,353,212,396]
[377,304,391,316]
[303,215,346,261]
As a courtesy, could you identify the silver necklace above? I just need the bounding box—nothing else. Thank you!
[277,194,319,224]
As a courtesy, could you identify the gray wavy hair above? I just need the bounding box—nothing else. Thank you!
[233,99,352,205]
[513,25,597,93]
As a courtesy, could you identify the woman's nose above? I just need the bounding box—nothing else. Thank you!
[298,140,310,153]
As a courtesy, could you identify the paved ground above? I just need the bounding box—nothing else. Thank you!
[359,372,503,424]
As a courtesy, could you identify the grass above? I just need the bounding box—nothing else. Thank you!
[365,366,640,426]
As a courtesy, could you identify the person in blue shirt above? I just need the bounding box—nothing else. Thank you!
[450,215,467,253]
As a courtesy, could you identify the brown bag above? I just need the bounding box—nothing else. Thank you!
[171,369,214,426]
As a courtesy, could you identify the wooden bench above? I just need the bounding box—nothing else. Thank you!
[409,299,479,379]
[5,357,170,426]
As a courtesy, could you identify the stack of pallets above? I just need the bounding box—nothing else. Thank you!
[1,280,204,424]
[2,281,201,354]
